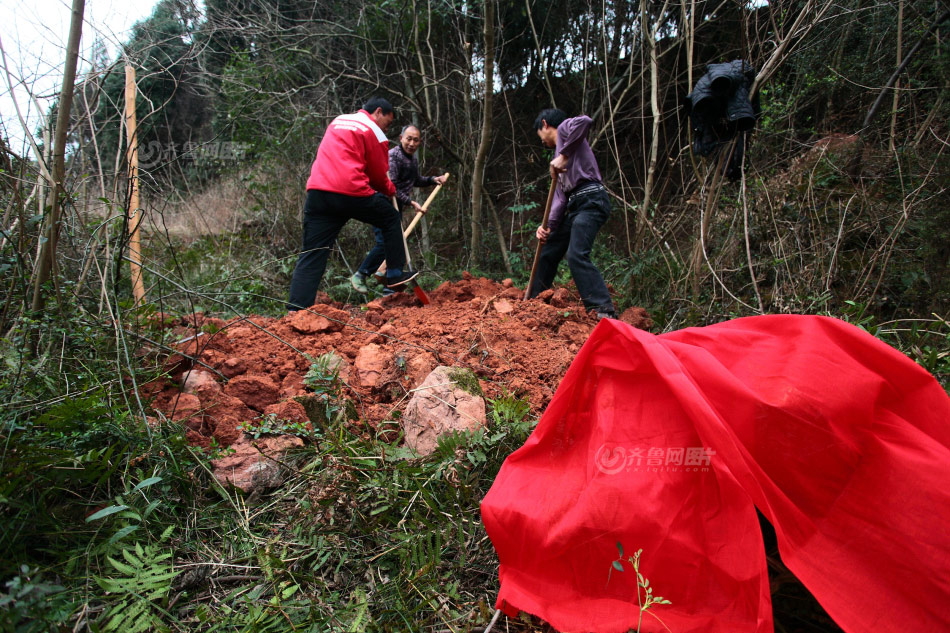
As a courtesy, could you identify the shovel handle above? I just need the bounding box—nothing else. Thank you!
[395,196,432,305]
[524,175,559,301]
[404,173,449,238]
[377,175,449,278]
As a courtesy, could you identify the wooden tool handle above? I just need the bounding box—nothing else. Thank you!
[523,175,559,301]
[404,172,449,238]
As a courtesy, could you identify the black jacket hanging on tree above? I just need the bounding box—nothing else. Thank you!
[684,60,760,180]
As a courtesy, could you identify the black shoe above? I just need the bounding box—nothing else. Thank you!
[384,270,420,289]
[594,306,617,320]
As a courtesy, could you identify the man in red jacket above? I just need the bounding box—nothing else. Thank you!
[287,97,418,311]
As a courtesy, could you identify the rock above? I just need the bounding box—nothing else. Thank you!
[203,394,255,446]
[225,374,280,412]
[182,370,219,395]
[406,352,436,388]
[354,344,391,390]
[262,400,310,427]
[286,306,348,334]
[493,298,514,314]
[281,372,306,398]
[171,393,202,431]
[322,350,351,384]
[199,350,229,371]
[287,311,334,334]
[221,357,247,378]
[502,278,514,288]
[211,435,304,493]
[365,299,386,313]
[402,366,487,456]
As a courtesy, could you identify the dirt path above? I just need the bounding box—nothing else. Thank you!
[145,274,652,448]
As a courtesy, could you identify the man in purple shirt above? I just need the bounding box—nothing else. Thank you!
[529,109,616,319]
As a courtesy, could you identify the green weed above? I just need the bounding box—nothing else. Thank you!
[608,542,672,632]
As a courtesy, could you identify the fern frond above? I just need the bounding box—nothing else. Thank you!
[96,540,178,633]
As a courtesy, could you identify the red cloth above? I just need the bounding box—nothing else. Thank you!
[481,315,950,633]
[306,110,396,198]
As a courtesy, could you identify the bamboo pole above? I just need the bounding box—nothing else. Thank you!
[124,64,146,305]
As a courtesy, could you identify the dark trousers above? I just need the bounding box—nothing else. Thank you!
[358,203,413,275]
[529,188,614,312]
[287,190,404,310]
[357,227,387,276]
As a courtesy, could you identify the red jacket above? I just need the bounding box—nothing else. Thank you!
[306,110,396,198]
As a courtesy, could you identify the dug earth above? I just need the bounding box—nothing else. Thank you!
[143,274,652,492]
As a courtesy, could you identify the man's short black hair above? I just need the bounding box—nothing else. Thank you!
[363,97,394,115]
[534,108,568,131]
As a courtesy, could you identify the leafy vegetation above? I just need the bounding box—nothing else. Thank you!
[1,0,948,630]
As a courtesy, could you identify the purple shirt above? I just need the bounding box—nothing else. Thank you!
[549,115,602,230]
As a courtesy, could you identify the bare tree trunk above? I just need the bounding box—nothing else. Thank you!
[639,0,669,239]
[889,0,903,152]
[486,197,513,276]
[31,0,85,312]
[408,10,435,256]
[525,0,556,107]
[412,0,434,117]
[470,0,495,262]
[36,119,52,265]
[689,142,730,307]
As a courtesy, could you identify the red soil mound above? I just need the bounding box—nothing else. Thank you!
[144,274,652,448]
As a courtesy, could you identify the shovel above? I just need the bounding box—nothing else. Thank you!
[524,175,559,300]
[375,173,449,280]
[390,196,431,305]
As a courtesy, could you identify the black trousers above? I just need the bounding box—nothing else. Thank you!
[356,226,388,276]
[529,187,614,312]
[287,190,404,310]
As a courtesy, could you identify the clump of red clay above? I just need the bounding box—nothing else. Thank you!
[143,274,652,449]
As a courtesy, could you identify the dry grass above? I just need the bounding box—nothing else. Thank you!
[140,172,255,240]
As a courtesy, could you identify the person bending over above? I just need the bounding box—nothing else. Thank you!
[350,124,446,294]
[529,108,616,319]
[287,97,418,311]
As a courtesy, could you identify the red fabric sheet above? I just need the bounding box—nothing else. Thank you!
[481,315,950,633]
